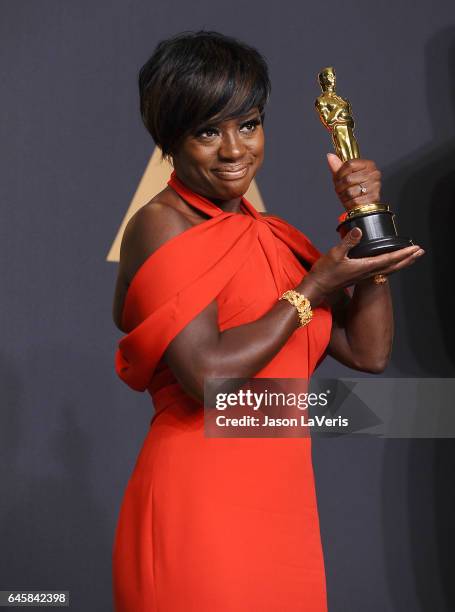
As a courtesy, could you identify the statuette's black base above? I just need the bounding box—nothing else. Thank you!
[336,210,413,258]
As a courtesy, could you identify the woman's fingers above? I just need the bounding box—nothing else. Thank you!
[333,160,382,208]
[337,227,364,257]
[360,245,422,271]
[314,240,424,295]
[368,249,425,277]
[340,183,382,208]
[339,235,421,266]
[334,168,380,193]
[334,159,369,181]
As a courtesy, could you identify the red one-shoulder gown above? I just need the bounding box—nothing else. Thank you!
[113,171,332,611]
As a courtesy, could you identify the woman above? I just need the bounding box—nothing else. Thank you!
[112,30,424,611]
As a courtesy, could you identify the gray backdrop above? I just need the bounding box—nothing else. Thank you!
[2,1,455,610]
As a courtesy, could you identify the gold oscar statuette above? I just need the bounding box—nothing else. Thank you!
[315,66,413,257]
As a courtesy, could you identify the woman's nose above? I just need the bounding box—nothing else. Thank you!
[218,133,246,160]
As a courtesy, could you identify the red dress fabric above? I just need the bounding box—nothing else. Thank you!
[113,170,332,611]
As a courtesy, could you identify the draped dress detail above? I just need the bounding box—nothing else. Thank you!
[113,170,332,611]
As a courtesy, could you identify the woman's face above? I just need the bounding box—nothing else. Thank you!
[171,106,265,202]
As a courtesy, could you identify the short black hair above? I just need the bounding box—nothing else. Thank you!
[138,30,271,161]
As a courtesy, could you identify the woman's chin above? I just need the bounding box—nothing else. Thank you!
[211,174,254,197]
[216,183,250,199]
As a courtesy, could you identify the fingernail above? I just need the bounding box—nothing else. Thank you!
[414,249,425,256]
[351,227,361,237]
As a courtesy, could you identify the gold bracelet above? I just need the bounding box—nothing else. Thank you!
[373,274,388,285]
[279,289,313,327]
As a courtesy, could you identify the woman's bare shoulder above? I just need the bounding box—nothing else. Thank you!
[112,192,193,330]
[123,198,192,266]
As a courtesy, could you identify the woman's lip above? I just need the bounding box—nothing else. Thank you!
[212,165,249,180]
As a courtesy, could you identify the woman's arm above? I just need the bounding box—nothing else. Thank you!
[325,281,393,374]
[115,203,326,403]
[124,205,421,403]
[322,154,423,373]
[164,272,327,403]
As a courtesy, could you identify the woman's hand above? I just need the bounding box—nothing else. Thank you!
[327,153,382,211]
[301,228,424,299]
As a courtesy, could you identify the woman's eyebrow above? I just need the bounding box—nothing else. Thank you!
[225,112,261,125]
[197,111,260,130]
[238,110,261,120]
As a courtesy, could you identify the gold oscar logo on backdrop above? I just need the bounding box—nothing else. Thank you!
[106,148,266,261]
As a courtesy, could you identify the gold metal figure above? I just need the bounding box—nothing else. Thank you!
[315,66,360,162]
[315,66,387,220]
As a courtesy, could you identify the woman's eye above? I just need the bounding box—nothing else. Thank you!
[195,119,261,140]
[240,119,261,133]
[197,128,218,139]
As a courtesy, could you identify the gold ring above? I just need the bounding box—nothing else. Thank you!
[373,274,388,284]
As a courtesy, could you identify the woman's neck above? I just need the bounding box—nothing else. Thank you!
[209,196,242,213]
